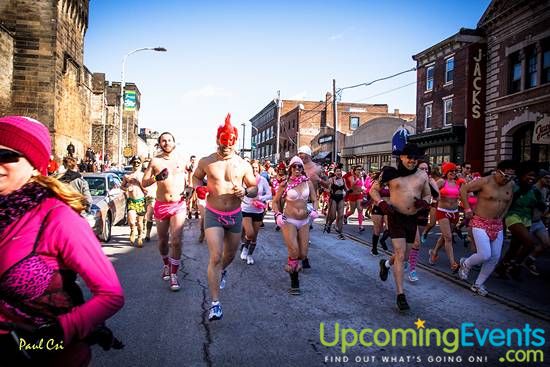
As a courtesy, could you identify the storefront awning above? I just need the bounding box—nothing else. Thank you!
[408,126,465,147]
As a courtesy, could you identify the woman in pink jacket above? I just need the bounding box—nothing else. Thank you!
[0,116,124,366]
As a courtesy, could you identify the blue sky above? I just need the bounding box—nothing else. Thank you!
[84,0,492,157]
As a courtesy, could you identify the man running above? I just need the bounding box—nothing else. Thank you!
[193,114,258,321]
[185,155,198,219]
[122,156,146,247]
[369,143,431,311]
[458,160,516,296]
[142,132,187,292]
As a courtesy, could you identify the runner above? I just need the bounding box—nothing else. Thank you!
[523,170,549,275]
[122,156,146,247]
[370,171,390,256]
[325,164,346,239]
[271,162,287,231]
[458,160,516,296]
[428,162,461,273]
[272,155,318,295]
[240,160,272,264]
[185,155,198,219]
[369,143,431,311]
[344,165,366,232]
[142,159,157,242]
[407,160,439,281]
[142,132,187,292]
[193,114,258,321]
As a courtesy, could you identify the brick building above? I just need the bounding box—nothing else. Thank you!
[478,0,550,169]
[0,0,94,160]
[410,28,487,170]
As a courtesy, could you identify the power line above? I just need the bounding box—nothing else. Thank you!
[352,80,417,103]
[336,67,417,94]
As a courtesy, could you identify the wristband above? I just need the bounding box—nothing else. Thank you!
[152,175,157,183]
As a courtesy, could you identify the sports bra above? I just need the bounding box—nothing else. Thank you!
[440,180,460,199]
[286,183,310,202]
[331,179,345,193]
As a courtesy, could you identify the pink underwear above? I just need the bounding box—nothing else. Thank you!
[154,199,186,221]
[470,215,503,241]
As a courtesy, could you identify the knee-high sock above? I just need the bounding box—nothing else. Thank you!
[241,239,250,250]
[408,248,420,272]
[358,211,364,226]
[146,221,153,236]
[372,234,379,250]
[248,242,256,255]
[380,230,389,242]
[169,257,180,274]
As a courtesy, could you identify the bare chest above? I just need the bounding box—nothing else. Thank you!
[389,176,423,194]
[207,159,243,186]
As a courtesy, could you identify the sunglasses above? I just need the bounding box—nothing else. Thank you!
[406,156,419,160]
[0,149,22,163]
[291,164,303,169]
[464,166,472,170]
[419,167,429,171]
[497,170,516,180]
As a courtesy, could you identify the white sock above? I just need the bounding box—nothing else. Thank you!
[385,260,391,268]
[212,300,220,306]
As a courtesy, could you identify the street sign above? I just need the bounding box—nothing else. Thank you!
[123,146,134,158]
[124,90,137,111]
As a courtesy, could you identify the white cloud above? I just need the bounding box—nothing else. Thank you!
[182,85,233,99]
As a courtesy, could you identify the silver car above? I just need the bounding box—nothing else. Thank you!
[82,173,127,242]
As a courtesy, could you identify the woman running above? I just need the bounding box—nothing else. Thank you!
[344,165,366,232]
[325,165,346,239]
[240,160,272,264]
[272,156,318,295]
[408,160,439,281]
[428,162,461,272]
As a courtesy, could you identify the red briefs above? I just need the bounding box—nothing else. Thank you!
[470,215,503,241]
[345,193,363,202]
[154,199,186,221]
[436,208,459,224]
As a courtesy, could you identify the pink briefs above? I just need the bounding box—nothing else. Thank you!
[154,199,186,221]
[470,215,503,241]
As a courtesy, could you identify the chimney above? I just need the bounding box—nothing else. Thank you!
[394,108,400,116]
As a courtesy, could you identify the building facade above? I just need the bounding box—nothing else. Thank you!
[478,0,550,170]
[410,28,487,170]
[341,117,416,171]
[0,0,94,159]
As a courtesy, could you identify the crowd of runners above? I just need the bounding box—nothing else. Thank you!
[118,114,549,319]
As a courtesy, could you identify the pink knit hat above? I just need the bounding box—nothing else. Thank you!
[0,116,51,175]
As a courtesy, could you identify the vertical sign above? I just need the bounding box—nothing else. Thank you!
[124,90,137,111]
[465,43,487,172]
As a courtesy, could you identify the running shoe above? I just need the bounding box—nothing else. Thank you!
[195,212,199,219]
[136,237,143,248]
[302,258,311,269]
[208,303,223,321]
[129,229,137,246]
[275,225,280,231]
[240,247,249,261]
[187,211,192,219]
[289,272,300,295]
[169,274,181,291]
[338,233,345,240]
[396,293,410,312]
[379,259,389,281]
[451,262,460,274]
[288,287,301,295]
[408,271,418,282]
[458,258,470,280]
[246,255,254,265]
[359,226,365,232]
[428,249,438,265]
[371,247,379,256]
[220,270,227,289]
[343,216,347,225]
[403,261,409,272]
[523,262,540,276]
[162,265,170,281]
[470,284,488,297]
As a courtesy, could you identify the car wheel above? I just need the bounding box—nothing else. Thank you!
[102,214,112,242]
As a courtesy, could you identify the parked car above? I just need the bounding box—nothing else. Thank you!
[82,173,127,242]
[106,170,126,180]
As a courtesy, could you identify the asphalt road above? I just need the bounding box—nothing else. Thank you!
[87,214,550,367]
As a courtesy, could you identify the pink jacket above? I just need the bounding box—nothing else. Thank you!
[0,197,124,343]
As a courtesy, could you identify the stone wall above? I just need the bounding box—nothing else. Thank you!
[0,24,13,113]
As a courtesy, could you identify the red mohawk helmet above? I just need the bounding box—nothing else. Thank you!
[217,113,238,146]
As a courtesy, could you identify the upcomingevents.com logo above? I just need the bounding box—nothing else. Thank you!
[319,320,546,364]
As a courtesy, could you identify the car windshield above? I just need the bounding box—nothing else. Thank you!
[84,177,107,196]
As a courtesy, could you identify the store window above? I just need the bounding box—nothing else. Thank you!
[425,145,451,166]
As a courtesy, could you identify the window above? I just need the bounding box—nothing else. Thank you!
[542,39,550,84]
[509,52,521,94]
[445,57,454,83]
[525,47,537,89]
[443,98,453,125]
[350,116,360,130]
[426,66,434,91]
[424,103,432,129]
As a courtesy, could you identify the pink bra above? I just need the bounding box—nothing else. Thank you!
[286,183,309,201]
[440,180,460,199]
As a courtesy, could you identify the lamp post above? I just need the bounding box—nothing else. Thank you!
[241,122,246,157]
[118,46,166,166]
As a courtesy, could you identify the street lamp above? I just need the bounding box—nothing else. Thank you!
[241,122,246,157]
[118,46,167,166]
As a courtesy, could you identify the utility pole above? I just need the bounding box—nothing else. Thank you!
[275,90,281,163]
[241,122,246,157]
[332,79,338,163]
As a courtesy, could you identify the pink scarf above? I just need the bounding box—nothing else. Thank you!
[283,175,309,198]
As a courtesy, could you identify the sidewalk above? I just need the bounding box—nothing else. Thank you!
[323,216,550,321]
